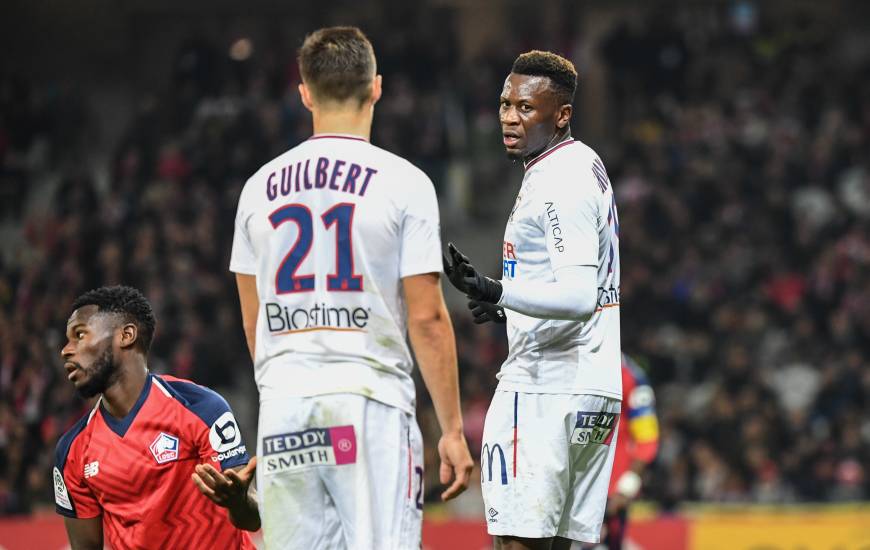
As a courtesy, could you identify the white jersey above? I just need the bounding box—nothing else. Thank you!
[230,134,442,413]
[498,138,621,399]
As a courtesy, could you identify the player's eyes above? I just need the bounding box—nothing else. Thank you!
[519,104,533,112]
[76,331,86,339]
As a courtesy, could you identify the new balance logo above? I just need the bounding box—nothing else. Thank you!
[83,461,99,478]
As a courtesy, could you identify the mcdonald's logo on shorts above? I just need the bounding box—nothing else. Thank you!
[481,443,508,485]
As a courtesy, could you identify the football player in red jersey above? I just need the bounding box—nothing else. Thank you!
[600,354,659,550]
[54,285,257,549]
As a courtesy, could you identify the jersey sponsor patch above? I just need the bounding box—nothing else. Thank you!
[149,432,180,464]
[209,411,242,452]
[261,425,356,475]
[53,467,73,510]
[502,241,518,278]
[570,411,618,446]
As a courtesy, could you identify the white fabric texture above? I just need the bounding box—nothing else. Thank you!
[230,134,442,413]
[497,139,622,398]
[480,390,620,542]
[498,264,598,321]
[257,393,423,550]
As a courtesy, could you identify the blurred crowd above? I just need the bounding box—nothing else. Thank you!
[1,2,869,515]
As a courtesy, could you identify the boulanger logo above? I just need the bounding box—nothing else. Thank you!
[53,467,72,510]
[210,412,242,453]
[265,302,370,334]
[212,446,247,463]
[262,425,357,475]
[570,412,618,446]
[149,432,180,464]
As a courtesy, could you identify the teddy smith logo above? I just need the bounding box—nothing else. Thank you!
[265,302,370,334]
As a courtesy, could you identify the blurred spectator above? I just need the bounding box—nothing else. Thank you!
[0,1,869,517]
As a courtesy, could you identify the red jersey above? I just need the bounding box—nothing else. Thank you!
[608,355,659,496]
[53,374,255,549]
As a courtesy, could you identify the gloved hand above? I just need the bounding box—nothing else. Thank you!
[468,300,506,324]
[442,242,503,303]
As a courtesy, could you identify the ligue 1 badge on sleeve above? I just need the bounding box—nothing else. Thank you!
[150,432,180,464]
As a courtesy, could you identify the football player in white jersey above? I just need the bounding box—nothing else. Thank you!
[443,50,622,549]
[230,26,473,549]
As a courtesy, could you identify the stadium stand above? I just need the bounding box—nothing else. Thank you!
[0,2,868,519]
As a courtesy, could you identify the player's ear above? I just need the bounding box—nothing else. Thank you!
[370,74,382,107]
[299,82,315,112]
[118,323,138,350]
[556,103,572,130]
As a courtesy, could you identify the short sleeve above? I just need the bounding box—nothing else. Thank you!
[163,378,251,471]
[229,186,257,275]
[534,162,601,272]
[399,170,442,278]
[54,422,101,519]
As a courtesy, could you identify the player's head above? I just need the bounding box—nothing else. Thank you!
[500,50,577,161]
[297,26,382,113]
[61,285,156,398]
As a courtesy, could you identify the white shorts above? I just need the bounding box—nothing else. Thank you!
[257,394,424,550]
[481,391,620,543]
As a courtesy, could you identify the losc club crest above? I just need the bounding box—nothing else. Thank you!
[149,432,180,464]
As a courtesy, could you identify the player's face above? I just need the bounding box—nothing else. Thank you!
[61,305,120,398]
[499,73,564,161]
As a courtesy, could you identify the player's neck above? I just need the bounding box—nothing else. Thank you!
[311,108,373,141]
[101,357,149,419]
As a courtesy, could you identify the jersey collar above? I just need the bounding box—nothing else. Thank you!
[100,374,153,438]
[308,133,369,142]
[523,136,575,171]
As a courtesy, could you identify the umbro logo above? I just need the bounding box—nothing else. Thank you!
[83,461,99,478]
[487,507,499,523]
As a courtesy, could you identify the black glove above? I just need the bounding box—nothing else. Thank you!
[442,242,503,303]
[468,300,506,324]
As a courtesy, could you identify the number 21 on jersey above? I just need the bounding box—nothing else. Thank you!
[269,202,363,293]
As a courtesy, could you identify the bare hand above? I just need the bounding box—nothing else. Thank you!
[192,456,257,508]
[437,433,474,501]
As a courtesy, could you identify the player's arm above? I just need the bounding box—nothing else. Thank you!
[63,517,103,550]
[444,244,597,321]
[230,190,259,362]
[403,272,473,501]
[193,458,260,531]
[56,428,104,550]
[235,273,258,362]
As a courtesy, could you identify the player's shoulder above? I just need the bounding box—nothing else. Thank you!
[527,138,598,171]
[238,143,304,202]
[529,139,610,193]
[55,405,99,467]
[152,374,234,427]
[365,141,434,189]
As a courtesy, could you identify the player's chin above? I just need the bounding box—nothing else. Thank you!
[504,147,524,161]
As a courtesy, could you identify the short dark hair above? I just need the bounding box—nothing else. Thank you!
[511,50,578,105]
[71,285,156,353]
[298,26,376,106]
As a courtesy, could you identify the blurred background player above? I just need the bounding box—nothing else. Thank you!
[54,286,256,549]
[595,354,660,550]
[444,50,622,549]
[229,26,473,549]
